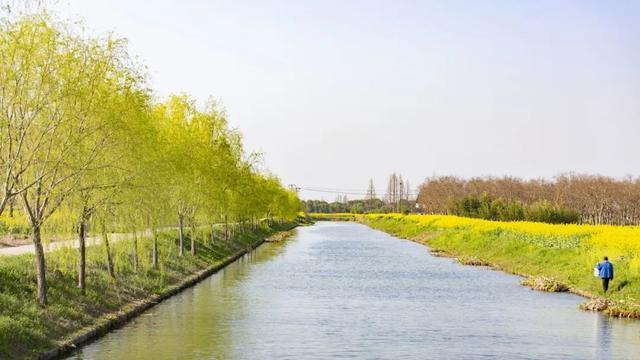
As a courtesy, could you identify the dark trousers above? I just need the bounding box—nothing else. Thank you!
[602,278,610,292]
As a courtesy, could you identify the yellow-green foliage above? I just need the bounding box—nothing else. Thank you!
[310,213,358,221]
[0,212,29,236]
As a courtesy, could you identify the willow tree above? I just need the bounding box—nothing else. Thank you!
[73,88,151,286]
[62,36,149,289]
[152,95,201,256]
[122,100,180,269]
[187,98,240,253]
[0,13,49,216]
[0,14,133,306]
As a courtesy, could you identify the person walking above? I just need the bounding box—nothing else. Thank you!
[597,256,614,293]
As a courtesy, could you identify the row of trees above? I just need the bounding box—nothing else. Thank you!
[303,174,416,214]
[0,10,299,307]
[302,198,387,214]
[384,173,412,211]
[447,194,579,224]
[417,174,640,225]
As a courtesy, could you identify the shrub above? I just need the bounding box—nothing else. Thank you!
[525,201,580,224]
[446,194,579,224]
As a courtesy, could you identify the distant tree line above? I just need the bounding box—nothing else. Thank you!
[303,198,388,214]
[447,194,579,224]
[303,174,416,214]
[417,174,640,225]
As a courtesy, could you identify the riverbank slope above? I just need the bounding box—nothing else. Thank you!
[0,222,297,360]
[311,213,640,318]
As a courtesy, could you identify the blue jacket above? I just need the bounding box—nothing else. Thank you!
[597,261,614,279]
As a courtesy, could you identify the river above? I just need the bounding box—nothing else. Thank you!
[66,221,640,359]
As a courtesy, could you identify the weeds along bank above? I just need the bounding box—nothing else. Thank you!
[311,213,640,318]
[0,222,296,360]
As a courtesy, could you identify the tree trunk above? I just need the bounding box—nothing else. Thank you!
[190,225,196,256]
[210,223,215,246]
[78,216,87,291]
[102,224,115,278]
[132,230,139,273]
[224,215,229,242]
[152,228,158,269]
[178,213,185,256]
[32,225,47,307]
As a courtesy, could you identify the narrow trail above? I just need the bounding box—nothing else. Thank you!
[0,231,150,256]
[0,223,235,256]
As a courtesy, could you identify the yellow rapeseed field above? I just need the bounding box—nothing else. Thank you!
[361,213,640,275]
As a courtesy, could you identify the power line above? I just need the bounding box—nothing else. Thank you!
[301,188,370,195]
[299,187,418,196]
[299,186,378,192]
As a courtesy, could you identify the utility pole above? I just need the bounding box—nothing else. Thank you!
[288,184,300,194]
[398,175,404,213]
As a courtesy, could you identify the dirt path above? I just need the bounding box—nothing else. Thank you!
[0,230,152,256]
[0,223,234,256]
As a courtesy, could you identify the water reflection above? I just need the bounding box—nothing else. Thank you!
[66,222,640,359]
[595,315,612,359]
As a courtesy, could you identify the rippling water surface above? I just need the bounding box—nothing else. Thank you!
[67,221,640,359]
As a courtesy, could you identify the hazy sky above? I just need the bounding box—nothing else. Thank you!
[57,1,640,200]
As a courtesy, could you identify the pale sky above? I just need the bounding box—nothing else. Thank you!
[56,1,640,200]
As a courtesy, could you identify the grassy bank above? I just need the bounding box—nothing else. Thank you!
[0,222,297,359]
[311,213,640,318]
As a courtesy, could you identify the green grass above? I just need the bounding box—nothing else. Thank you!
[0,212,30,237]
[0,222,296,359]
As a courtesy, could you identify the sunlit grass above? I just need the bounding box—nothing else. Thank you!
[0,222,295,359]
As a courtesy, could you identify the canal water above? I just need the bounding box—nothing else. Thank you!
[67,221,640,359]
